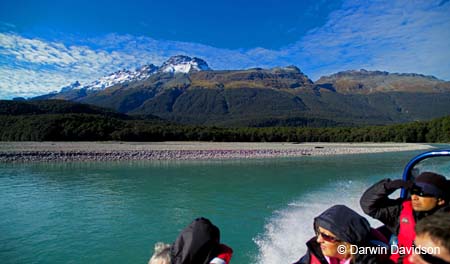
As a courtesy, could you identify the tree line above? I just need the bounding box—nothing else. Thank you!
[0,113,449,142]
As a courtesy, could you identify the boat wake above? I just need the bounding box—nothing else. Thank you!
[254,180,384,264]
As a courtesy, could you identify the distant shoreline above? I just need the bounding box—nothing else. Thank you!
[0,142,434,163]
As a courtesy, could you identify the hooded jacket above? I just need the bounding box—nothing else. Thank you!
[170,217,221,264]
[293,205,388,264]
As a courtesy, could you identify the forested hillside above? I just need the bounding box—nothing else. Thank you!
[1,100,449,142]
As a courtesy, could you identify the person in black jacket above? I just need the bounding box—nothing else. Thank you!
[293,205,389,264]
[360,172,449,263]
[148,217,233,264]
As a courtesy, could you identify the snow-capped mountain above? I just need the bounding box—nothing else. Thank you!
[159,55,210,73]
[83,64,158,91]
[60,55,211,92]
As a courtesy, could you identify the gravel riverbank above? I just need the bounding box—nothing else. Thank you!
[0,142,433,162]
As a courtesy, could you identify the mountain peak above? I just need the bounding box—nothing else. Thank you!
[57,56,211,93]
[60,81,81,92]
[324,69,440,81]
[270,65,303,74]
[63,64,158,92]
[316,69,448,94]
[89,64,158,90]
[159,55,211,73]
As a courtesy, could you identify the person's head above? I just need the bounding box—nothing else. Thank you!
[315,225,352,260]
[313,205,371,260]
[408,213,450,264]
[411,172,449,212]
[171,217,222,264]
[148,242,171,264]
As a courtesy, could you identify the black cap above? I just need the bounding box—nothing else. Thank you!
[415,172,449,199]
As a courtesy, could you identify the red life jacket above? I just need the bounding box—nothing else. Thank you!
[309,252,340,264]
[390,200,416,263]
[210,244,233,264]
[309,252,323,264]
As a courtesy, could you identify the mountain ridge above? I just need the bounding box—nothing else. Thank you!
[55,57,449,95]
[316,69,450,94]
[62,55,209,93]
[29,56,450,127]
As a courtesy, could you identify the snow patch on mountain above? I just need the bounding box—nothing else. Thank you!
[159,55,210,73]
[59,55,211,92]
[84,64,158,91]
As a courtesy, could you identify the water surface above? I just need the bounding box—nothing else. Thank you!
[1,147,449,264]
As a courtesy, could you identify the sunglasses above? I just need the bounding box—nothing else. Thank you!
[410,187,435,198]
[315,230,342,243]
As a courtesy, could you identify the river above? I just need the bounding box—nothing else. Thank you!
[1,147,449,263]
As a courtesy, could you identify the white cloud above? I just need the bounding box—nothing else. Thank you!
[0,67,68,98]
[0,33,167,98]
[292,0,450,79]
[0,0,449,99]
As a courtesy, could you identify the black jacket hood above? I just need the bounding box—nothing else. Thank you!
[170,217,220,264]
[314,205,371,245]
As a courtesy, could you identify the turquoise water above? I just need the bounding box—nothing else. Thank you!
[1,147,449,264]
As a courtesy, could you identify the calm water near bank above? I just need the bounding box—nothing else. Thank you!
[1,146,449,264]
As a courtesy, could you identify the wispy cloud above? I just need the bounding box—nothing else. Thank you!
[0,33,264,98]
[292,0,450,79]
[0,67,69,98]
[0,33,167,98]
[1,0,449,99]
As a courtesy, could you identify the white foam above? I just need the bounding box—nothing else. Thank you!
[254,180,384,264]
[253,156,450,263]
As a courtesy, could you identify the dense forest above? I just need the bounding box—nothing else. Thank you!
[1,114,449,142]
[1,100,449,142]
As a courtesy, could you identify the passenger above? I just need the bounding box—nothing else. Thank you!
[149,242,171,264]
[408,212,450,264]
[360,172,450,263]
[148,217,233,264]
[293,205,389,264]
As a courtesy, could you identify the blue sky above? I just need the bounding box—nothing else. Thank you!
[1,0,449,99]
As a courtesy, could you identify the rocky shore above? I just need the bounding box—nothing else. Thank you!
[0,142,433,162]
